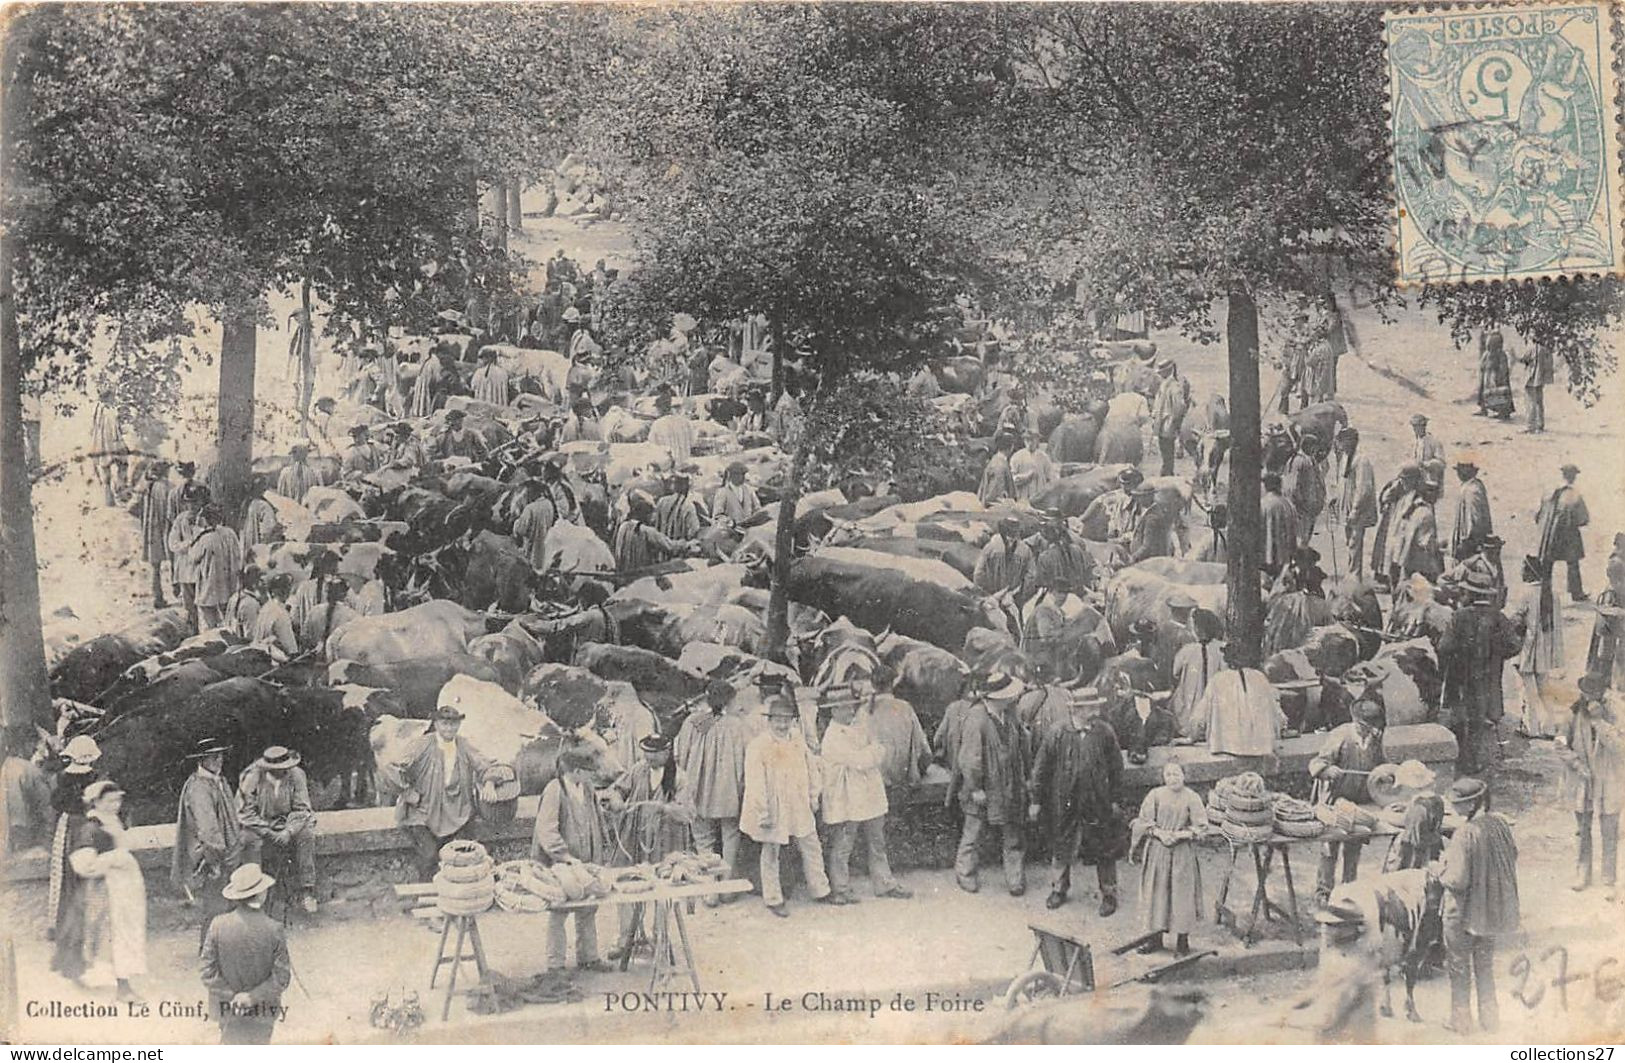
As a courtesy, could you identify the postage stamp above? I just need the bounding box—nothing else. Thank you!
[1384,1,1625,285]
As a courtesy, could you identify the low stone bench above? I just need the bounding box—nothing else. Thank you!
[0,724,1456,933]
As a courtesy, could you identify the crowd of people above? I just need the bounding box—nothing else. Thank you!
[13,279,1625,1044]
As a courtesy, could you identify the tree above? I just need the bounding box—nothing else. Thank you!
[583,6,999,658]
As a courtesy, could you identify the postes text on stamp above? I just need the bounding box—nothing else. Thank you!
[1385,1,1624,285]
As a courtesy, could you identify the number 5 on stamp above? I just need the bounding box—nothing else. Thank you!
[1384,2,1625,284]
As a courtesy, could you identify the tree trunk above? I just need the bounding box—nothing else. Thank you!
[215,306,257,522]
[770,320,786,403]
[297,277,314,418]
[1224,287,1263,666]
[0,19,52,739]
[764,446,808,665]
[491,180,509,255]
[507,181,524,232]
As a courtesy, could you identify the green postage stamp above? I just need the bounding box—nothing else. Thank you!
[1385,1,1625,284]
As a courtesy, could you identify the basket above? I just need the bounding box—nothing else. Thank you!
[439,840,489,868]
[1223,821,1276,844]
[1226,805,1275,827]
[438,888,496,916]
[1277,818,1325,839]
[1225,792,1273,815]
[1229,772,1268,798]
[439,857,495,885]
[433,871,496,901]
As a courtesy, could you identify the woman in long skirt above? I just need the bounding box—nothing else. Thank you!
[1131,762,1208,956]
[60,780,147,1000]
[1477,332,1516,420]
[1512,555,1566,737]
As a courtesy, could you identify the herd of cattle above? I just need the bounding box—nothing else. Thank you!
[39,339,1444,827]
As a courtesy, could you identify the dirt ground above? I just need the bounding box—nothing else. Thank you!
[16,236,1625,1043]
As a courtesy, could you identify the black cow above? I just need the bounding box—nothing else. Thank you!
[326,654,505,718]
[574,641,710,716]
[787,554,992,652]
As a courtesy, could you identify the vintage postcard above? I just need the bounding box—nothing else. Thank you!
[2,1,1624,1051]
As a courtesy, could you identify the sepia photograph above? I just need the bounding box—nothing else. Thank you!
[1,0,1624,1049]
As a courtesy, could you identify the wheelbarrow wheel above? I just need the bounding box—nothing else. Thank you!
[1004,970,1066,1009]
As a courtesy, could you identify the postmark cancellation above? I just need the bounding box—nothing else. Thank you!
[1384,1,1625,285]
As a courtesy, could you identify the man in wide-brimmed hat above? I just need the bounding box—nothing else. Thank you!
[1080,466,1144,542]
[395,699,495,881]
[674,678,756,906]
[1260,471,1298,582]
[820,684,911,903]
[175,737,245,947]
[237,747,319,914]
[1441,567,1520,772]
[137,459,175,608]
[1560,673,1625,897]
[202,863,291,1044]
[1028,689,1123,914]
[1437,776,1519,1034]
[1537,462,1591,602]
[712,459,765,530]
[1151,357,1189,476]
[1308,693,1387,905]
[948,673,1030,896]
[741,692,833,916]
[1332,426,1376,578]
[436,407,488,462]
[339,422,384,478]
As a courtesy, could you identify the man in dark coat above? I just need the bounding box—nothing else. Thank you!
[1308,694,1387,904]
[949,674,1028,896]
[1520,341,1554,433]
[1439,777,1520,1035]
[174,738,245,949]
[1537,463,1590,601]
[973,517,1036,599]
[395,700,495,881]
[137,460,174,609]
[1439,571,1521,772]
[201,863,291,1045]
[1450,454,1494,561]
[1032,510,1097,592]
[1260,472,1298,581]
[1028,691,1123,915]
[1370,463,1423,588]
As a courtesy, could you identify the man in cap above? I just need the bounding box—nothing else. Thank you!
[1437,777,1520,1034]
[1010,427,1058,503]
[973,516,1036,600]
[1283,431,1327,549]
[1331,427,1376,578]
[1519,339,1554,433]
[741,691,832,915]
[1279,314,1310,414]
[1260,472,1298,582]
[1560,673,1625,896]
[712,460,765,529]
[532,744,612,970]
[1537,463,1590,602]
[1028,689,1123,914]
[820,685,911,902]
[1033,508,1097,594]
[1151,358,1189,476]
[275,444,323,504]
[1308,689,1388,904]
[175,738,245,947]
[237,747,319,914]
[654,467,703,541]
[949,673,1030,895]
[978,431,1019,505]
[436,408,488,462]
[675,679,757,905]
[395,699,495,881]
[339,423,384,478]
[387,421,429,470]
[469,346,512,406]
[1409,413,1444,466]
[189,504,244,631]
[201,863,291,1044]
[1450,453,1493,561]
[137,459,175,608]
[1081,466,1145,542]
[1439,569,1520,773]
